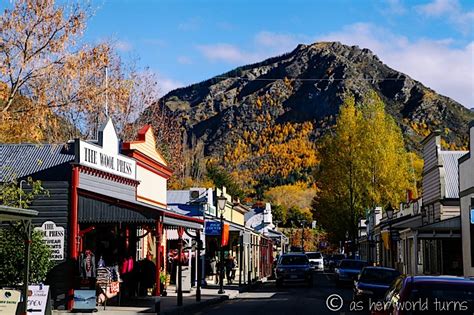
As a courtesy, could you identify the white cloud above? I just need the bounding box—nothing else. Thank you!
[416,0,474,34]
[318,23,474,106]
[383,0,407,15]
[416,0,458,16]
[197,31,307,64]
[196,44,261,63]
[115,40,133,52]
[178,17,202,31]
[177,56,193,65]
[156,73,183,96]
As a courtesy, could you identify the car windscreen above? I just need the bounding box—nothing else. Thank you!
[359,269,400,285]
[280,255,309,265]
[306,253,322,259]
[408,283,474,313]
[339,260,366,269]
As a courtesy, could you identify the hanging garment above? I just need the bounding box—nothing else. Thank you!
[80,250,96,278]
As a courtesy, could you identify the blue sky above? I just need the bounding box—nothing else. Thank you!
[82,0,473,106]
[5,0,469,106]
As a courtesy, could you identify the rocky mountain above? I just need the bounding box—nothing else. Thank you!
[157,42,473,156]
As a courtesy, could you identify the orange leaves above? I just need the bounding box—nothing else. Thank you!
[224,121,318,193]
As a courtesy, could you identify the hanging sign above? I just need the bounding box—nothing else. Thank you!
[205,221,221,235]
[27,285,50,315]
[0,289,21,314]
[471,209,474,224]
[35,221,65,260]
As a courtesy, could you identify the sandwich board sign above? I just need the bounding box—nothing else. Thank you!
[27,285,51,315]
[0,289,21,314]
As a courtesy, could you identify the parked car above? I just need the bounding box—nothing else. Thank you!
[275,253,313,288]
[372,275,474,315]
[328,254,346,270]
[306,252,324,271]
[353,267,400,303]
[335,259,367,286]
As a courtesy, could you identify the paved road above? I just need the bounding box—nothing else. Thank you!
[194,272,365,315]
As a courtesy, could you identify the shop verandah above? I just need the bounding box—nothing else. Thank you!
[67,189,203,310]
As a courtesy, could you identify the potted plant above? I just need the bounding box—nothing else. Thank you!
[160,272,168,296]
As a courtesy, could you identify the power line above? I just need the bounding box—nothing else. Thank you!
[213,76,407,82]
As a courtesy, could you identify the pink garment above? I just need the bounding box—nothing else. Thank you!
[121,256,134,274]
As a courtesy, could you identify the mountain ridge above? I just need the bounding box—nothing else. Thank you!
[155,41,473,156]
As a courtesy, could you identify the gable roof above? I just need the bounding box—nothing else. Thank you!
[122,125,169,167]
[440,151,467,198]
[0,144,74,182]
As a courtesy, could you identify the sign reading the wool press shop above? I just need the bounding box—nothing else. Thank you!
[35,221,65,261]
[76,119,136,180]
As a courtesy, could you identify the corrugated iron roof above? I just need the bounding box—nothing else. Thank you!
[0,144,75,182]
[440,150,467,198]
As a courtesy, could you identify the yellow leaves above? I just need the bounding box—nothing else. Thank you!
[264,182,319,213]
[223,121,318,193]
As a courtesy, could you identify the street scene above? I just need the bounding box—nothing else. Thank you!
[1,0,474,315]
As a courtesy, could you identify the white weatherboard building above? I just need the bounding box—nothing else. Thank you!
[459,122,474,277]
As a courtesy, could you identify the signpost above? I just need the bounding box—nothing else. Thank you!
[35,221,65,261]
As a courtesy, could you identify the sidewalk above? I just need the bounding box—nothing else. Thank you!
[52,283,243,315]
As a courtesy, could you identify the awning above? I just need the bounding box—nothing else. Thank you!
[78,193,203,229]
[415,216,460,232]
[79,195,153,223]
[391,214,423,230]
[0,205,38,221]
[163,215,202,230]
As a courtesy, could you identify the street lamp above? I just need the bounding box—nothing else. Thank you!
[217,192,227,294]
[386,204,395,268]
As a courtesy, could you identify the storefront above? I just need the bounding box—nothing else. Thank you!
[459,122,474,277]
[0,119,203,310]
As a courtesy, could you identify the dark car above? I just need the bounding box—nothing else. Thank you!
[335,259,367,286]
[275,253,313,288]
[353,267,400,303]
[372,275,474,315]
[328,254,346,270]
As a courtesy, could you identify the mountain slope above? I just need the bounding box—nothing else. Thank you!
[158,42,473,156]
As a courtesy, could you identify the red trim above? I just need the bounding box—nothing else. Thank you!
[68,166,79,310]
[122,125,151,150]
[137,160,172,180]
[78,165,140,187]
[133,151,173,176]
[137,194,168,208]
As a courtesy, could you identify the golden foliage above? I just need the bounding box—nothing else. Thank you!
[315,92,417,241]
[264,182,318,213]
[224,121,318,191]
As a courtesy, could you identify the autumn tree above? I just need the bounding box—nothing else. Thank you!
[313,93,416,244]
[0,0,170,143]
[264,182,317,224]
